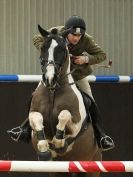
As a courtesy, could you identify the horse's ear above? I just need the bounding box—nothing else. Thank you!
[61,28,72,38]
[38,24,49,37]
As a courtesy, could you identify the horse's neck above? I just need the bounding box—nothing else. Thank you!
[59,56,74,85]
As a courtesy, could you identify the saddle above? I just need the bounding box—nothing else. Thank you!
[80,90,92,122]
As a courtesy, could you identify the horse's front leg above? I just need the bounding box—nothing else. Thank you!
[29,111,51,161]
[53,110,71,149]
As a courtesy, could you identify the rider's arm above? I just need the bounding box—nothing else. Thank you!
[83,34,106,65]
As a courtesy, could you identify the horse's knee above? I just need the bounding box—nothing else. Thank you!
[52,110,71,148]
[57,110,71,130]
[29,111,44,131]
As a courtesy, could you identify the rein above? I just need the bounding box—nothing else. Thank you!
[55,67,77,89]
[40,54,77,90]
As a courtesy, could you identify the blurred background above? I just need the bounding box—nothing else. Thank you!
[0,0,133,75]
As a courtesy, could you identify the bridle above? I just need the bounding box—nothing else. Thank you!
[39,48,68,91]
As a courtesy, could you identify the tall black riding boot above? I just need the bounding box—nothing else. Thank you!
[7,118,31,143]
[89,97,115,151]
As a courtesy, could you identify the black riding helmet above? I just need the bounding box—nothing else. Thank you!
[65,15,86,35]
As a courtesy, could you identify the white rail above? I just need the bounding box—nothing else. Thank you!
[0,161,133,172]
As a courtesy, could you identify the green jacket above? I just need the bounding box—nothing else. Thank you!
[50,26,107,81]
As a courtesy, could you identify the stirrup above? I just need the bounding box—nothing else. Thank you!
[7,125,31,143]
[7,126,23,142]
[99,135,115,151]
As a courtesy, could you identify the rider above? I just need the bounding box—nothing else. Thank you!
[8,15,115,151]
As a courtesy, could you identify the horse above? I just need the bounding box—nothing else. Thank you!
[28,25,102,177]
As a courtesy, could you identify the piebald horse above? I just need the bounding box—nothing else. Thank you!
[29,25,102,177]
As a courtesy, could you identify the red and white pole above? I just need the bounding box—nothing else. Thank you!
[0,161,133,173]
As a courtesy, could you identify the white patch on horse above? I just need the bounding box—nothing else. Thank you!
[66,56,87,137]
[29,112,49,152]
[52,110,71,148]
[48,39,58,62]
[45,64,55,84]
[29,112,44,131]
[57,110,71,130]
[45,39,58,83]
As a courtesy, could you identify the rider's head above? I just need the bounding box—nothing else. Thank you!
[64,15,86,45]
[65,15,86,35]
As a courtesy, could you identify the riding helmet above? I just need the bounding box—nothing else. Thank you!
[64,15,86,35]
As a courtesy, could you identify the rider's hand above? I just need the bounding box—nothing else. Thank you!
[73,55,89,65]
[32,34,44,50]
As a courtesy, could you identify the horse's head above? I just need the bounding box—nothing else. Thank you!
[38,25,68,89]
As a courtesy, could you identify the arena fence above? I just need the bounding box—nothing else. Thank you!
[0,161,133,172]
[0,75,133,82]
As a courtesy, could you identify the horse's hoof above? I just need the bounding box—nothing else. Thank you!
[37,151,52,161]
[55,142,68,154]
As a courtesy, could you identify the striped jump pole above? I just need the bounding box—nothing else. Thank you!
[0,75,133,82]
[0,161,133,173]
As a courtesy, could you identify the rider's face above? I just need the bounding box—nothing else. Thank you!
[67,33,82,45]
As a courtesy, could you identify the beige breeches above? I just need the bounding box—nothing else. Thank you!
[76,77,94,99]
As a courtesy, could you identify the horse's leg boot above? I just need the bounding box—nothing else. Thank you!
[37,130,52,161]
[7,118,31,143]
